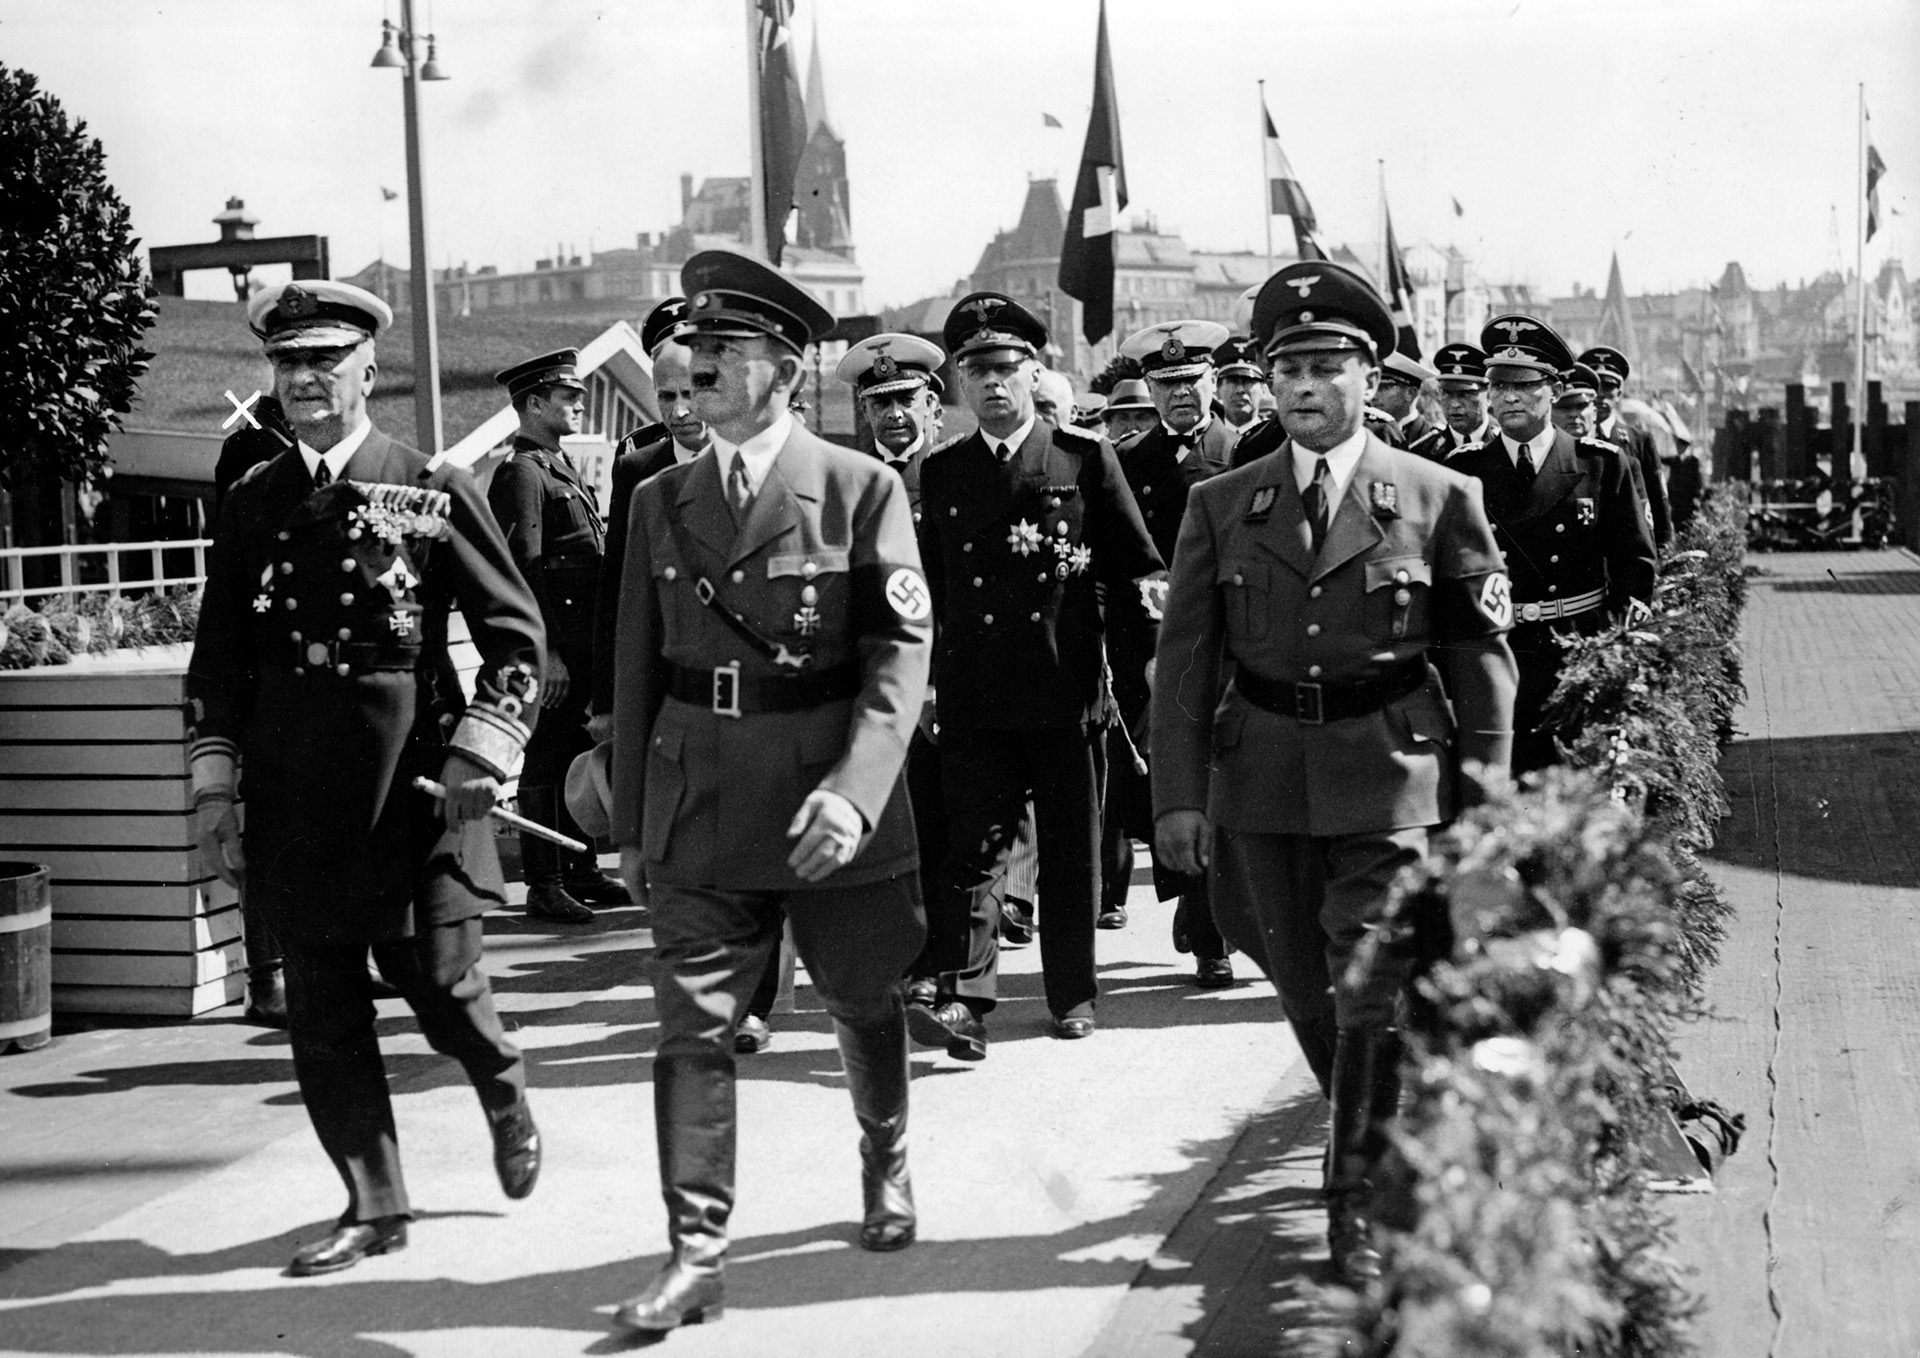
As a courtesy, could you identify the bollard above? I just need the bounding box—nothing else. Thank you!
[0,861,53,1054]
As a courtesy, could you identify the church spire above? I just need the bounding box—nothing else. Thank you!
[805,13,834,138]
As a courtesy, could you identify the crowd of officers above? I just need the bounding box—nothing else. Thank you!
[188,247,1677,1328]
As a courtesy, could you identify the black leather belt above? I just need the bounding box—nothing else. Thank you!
[668,661,860,717]
[282,638,421,674]
[1234,657,1428,726]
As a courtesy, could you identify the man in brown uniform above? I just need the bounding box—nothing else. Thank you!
[608,251,932,1334]
[1151,262,1517,1283]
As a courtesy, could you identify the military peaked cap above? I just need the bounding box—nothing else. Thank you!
[1211,337,1266,381]
[1251,261,1396,362]
[680,250,835,356]
[1577,345,1631,388]
[1433,342,1489,387]
[1556,362,1602,405]
[1480,314,1575,381]
[837,333,946,397]
[494,349,586,400]
[641,297,689,355]
[248,280,392,353]
[1382,350,1438,385]
[943,292,1048,363]
[1120,320,1231,381]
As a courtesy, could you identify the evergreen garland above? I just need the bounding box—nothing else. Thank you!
[0,586,200,671]
[1347,486,1749,1355]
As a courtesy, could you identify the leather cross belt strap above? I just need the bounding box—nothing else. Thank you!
[279,638,421,673]
[1513,587,1605,624]
[1234,657,1428,726]
[668,661,860,717]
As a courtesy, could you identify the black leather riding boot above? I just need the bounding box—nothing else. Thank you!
[1325,1026,1385,1285]
[834,993,916,1252]
[612,1052,734,1334]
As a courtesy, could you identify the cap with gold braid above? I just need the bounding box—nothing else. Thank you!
[248,280,393,353]
[837,333,947,398]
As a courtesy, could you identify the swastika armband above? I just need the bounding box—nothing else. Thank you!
[1436,570,1514,639]
[854,562,932,633]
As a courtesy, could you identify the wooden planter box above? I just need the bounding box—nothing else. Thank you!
[0,644,242,1017]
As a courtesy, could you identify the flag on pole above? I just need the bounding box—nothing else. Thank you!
[1260,97,1324,260]
[1451,196,1464,217]
[1867,122,1887,242]
[755,0,808,266]
[1043,111,1063,128]
[1382,200,1420,359]
[1059,0,1127,345]
[380,186,399,202]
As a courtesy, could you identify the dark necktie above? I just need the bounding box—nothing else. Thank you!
[311,458,332,490]
[727,457,754,517]
[1515,441,1537,485]
[1303,457,1331,554]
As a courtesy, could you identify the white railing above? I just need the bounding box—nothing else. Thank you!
[0,538,212,604]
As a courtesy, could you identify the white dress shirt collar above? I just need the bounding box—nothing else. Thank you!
[1289,423,1370,504]
[298,417,372,483]
[982,414,1037,462]
[711,410,794,496]
[1502,424,1555,468]
[672,438,707,466]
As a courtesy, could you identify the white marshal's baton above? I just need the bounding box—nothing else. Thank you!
[412,776,589,853]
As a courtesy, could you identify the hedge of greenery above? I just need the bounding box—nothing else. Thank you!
[1345,484,1749,1356]
[0,586,200,671]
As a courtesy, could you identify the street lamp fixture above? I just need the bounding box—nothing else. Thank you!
[369,1,448,457]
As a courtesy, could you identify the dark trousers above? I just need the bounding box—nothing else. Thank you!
[282,916,525,1223]
[1510,618,1593,776]
[931,724,1102,1019]
[1102,719,1227,959]
[650,877,926,1060]
[1210,827,1427,1095]
[907,729,1033,983]
[519,645,596,884]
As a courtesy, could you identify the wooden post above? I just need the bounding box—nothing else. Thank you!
[1784,384,1810,478]
[1719,409,1751,481]
[1754,407,1781,481]
[1866,380,1891,477]
[1831,381,1852,480]
[1905,402,1920,553]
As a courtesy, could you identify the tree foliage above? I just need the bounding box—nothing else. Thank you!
[0,65,156,489]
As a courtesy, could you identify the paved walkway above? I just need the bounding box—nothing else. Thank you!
[0,852,1340,1357]
[1674,549,1920,1358]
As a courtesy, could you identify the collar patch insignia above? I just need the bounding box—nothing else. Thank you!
[1369,481,1399,518]
[1248,485,1278,519]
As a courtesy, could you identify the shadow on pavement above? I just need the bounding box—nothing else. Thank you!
[1709,730,1920,888]
[1768,570,1920,595]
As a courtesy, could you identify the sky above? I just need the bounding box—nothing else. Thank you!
[4,0,1917,310]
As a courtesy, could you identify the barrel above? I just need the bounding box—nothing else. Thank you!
[0,861,52,1054]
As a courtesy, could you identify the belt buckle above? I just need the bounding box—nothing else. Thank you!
[712,661,742,718]
[1294,681,1324,725]
[1519,601,1544,623]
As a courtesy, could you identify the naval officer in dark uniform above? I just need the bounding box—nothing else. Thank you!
[187,280,547,1276]
[910,293,1164,1056]
[487,350,627,922]
[1151,262,1517,1282]
[1449,316,1655,775]
[1105,319,1238,986]
[607,251,932,1335]
[1580,344,1673,549]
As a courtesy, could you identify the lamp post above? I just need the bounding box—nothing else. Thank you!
[371,2,450,457]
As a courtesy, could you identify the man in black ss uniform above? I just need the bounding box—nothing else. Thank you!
[1213,336,1269,440]
[188,280,546,1276]
[487,349,627,922]
[1375,351,1439,450]
[1104,319,1238,986]
[909,293,1163,1056]
[1449,317,1655,774]
[1409,343,1497,461]
[1580,344,1673,549]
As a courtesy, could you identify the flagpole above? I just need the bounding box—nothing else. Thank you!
[1853,80,1867,478]
[1377,159,1388,292]
[1259,80,1273,275]
[744,0,769,261]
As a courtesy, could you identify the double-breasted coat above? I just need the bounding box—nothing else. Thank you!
[487,436,605,658]
[609,424,931,891]
[186,431,546,945]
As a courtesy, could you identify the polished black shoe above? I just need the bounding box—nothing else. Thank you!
[287,1215,408,1277]
[1096,905,1128,929]
[1000,899,1035,947]
[243,969,288,1029]
[1194,957,1236,989]
[1051,1014,1096,1040]
[1327,1204,1383,1285]
[525,883,595,924]
[488,1098,541,1200]
[734,1014,772,1055]
[907,1000,986,1061]
[562,870,631,905]
[612,1256,725,1334]
[904,978,937,1009]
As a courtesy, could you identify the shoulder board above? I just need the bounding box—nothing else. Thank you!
[1446,441,1484,458]
[1053,421,1100,444]
[1578,436,1623,454]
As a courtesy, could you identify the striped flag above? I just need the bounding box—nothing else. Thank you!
[1867,111,1887,242]
[1382,200,1420,359]
[1261,97,1323,260]
[1059,0,1128,344]
[755,0,809,265]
